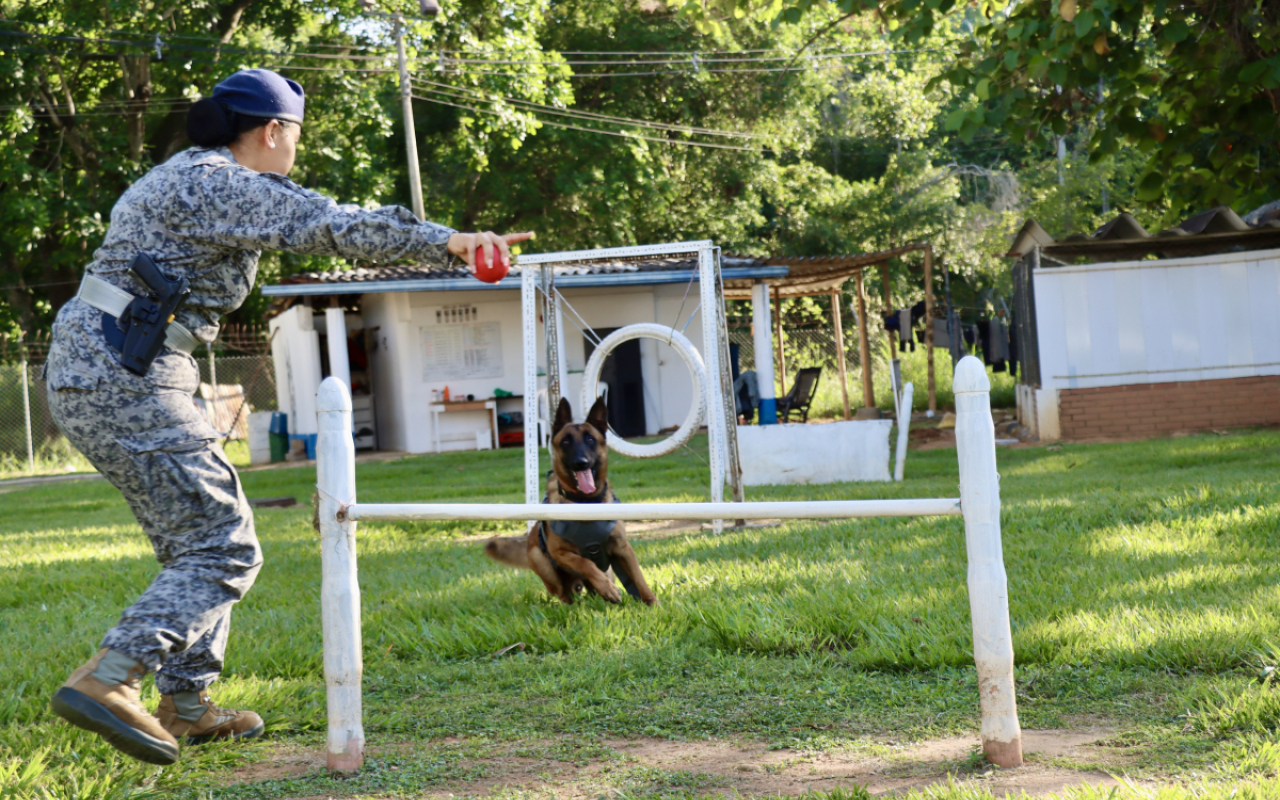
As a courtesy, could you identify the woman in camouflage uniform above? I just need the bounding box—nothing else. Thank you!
[45,68,530,765]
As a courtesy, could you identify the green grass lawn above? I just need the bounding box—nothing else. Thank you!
[4,431,1280,799]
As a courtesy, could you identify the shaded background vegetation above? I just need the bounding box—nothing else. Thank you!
[2,0,1275,335]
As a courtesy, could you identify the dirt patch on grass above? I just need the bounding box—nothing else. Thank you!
[583,730,1127,798]
[256,726,1137,799]
[232,742,327,783]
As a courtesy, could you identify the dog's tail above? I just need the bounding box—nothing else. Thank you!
[484,536,530,570]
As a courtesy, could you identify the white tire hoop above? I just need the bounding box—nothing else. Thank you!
[581,323,705,459]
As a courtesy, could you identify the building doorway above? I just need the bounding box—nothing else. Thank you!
[584,328,647,438]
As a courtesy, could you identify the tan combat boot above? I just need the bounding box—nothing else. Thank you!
[51,649,180,765]
[156,690,264,744]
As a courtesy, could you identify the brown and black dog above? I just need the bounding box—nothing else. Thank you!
[484,396,657,606]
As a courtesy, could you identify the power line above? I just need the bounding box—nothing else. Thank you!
[433,65,840,78]
[0,46,398,74]
[434,49,935,66]
[0,279,81,292]
[412,78,764,139]
[0,23,389,53]
[0,95,193,112]
[444,48,786,55]
[409,92,769,153]
[0,28,392,61]
[1,26,935,68]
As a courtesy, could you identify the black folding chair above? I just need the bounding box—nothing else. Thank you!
[777,367,821,423]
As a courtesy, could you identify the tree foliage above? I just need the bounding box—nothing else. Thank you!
[0,0,1183,338]
[669,0,1280,218]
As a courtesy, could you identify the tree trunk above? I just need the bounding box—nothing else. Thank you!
[119,56,153,161]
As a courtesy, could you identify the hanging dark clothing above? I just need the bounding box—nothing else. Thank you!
[1007,324,1018,379]
[883,301,926,352]
[979,319,1011,373]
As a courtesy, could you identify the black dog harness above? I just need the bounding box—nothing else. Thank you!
[538,482,641,600]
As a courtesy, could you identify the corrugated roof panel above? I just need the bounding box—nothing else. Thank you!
[1010,204,1280,262]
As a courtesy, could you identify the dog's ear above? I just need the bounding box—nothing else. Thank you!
[552,396,574,438]
[586,395,608,439]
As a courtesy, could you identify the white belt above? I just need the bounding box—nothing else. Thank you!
[77,274,203,354]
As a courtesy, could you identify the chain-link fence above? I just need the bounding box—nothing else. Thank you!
[195,349,280,439]
[0,327,276,479]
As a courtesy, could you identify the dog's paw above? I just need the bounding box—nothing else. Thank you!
[599,584,623,603]
[640,593,659,607]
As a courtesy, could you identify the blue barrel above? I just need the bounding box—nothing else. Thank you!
[268,412,289,462]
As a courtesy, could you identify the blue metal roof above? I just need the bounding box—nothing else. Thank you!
[261,265,790,296]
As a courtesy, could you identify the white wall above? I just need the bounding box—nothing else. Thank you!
[556,284,700,432]
[1034,247,1280,391]
[284,282,719,453]
[362,293,411,452]
[268,304,322,436]
[653,283,705,433]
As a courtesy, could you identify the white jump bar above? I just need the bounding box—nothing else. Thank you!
[345,498,962,522]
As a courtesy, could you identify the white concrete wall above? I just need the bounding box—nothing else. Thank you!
[284,283,718,453]
[653,283,705,433]
[1034,246,1280,391]
[268,304,322,436]
[555,283,704,433]
[737,420,892,484]
[1014,384,1060,443]
[362,294,410,452]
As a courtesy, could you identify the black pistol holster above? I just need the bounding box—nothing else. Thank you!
[100,254,191,376]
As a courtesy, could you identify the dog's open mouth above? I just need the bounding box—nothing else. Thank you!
[575,469,596,494]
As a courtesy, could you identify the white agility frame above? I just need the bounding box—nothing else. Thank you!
[519,241,734,529]
[314,355,1023,774]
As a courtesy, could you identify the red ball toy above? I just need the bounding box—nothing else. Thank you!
[473,245,510,284]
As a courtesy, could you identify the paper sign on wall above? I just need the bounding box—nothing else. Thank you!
[421,322,504,380]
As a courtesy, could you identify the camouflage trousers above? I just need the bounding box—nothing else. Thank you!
[46,359,261,694]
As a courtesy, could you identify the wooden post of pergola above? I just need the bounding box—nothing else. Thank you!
[881,262,896,360]
[854,268,874,412]
[719,244,939,419]
[773,284,786,400]
[924,244,936,414]
[830,286,851,420]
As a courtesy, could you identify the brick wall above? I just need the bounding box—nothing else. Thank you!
[1058,376,1280,441]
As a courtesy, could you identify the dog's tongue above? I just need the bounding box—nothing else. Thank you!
[575,469,596,495]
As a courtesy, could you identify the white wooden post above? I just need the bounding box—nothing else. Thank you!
[522,265,540,504]
[953,355,1022,767]
[751,282,777,424]
[697,245,726,533]
[893,382,913,482]
[316,377,364,772]
[325,306,351,389]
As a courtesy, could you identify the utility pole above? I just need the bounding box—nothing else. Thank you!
[394,15,426,221]
[366,1,438,219]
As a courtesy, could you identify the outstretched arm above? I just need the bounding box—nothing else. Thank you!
[180,167,454,265]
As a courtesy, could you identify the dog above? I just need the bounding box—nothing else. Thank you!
[484,396,657,606]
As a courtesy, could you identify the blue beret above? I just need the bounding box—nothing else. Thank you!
[212,69,305,124]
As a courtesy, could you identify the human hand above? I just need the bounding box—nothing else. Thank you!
[447,231,535,272]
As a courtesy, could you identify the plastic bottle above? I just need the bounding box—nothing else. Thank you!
[443,385,451,402]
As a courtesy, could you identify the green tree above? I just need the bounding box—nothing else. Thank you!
[667,0,1280,218]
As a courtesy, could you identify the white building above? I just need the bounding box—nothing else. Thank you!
[1008,207,1280,441]
[261,256,785,455]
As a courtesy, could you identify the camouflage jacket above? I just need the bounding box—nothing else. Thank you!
[47,146,455,394]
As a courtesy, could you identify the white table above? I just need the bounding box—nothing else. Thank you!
[428,400,498,453]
